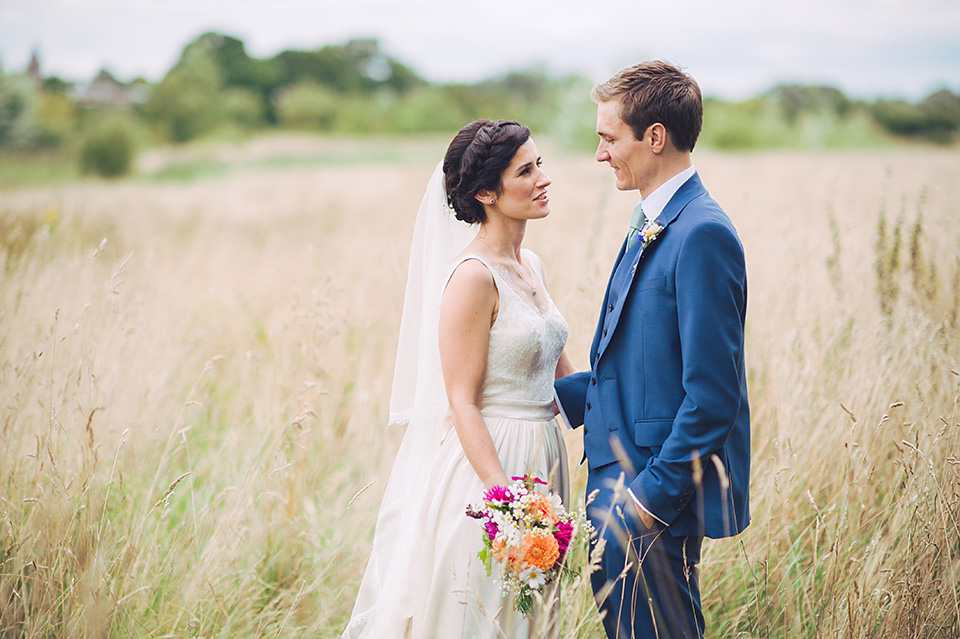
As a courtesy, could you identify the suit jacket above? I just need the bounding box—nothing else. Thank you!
[556,172,750,539]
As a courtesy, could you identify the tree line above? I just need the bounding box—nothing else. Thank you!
[1,33,958,176]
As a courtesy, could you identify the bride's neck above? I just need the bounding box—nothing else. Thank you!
[478,220,526,262]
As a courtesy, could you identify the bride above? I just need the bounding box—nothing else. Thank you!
[341,119,575,639]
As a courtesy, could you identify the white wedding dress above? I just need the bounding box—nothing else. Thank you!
[342,249,570,639]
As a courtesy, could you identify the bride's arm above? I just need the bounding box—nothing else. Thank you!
[555,350,577,379]
[439,259,510,489]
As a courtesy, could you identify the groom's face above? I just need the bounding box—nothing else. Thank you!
[595,100,651,193]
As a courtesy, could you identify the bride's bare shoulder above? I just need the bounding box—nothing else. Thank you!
[447,255,494,293]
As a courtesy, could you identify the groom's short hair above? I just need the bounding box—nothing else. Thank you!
[592,60,702,152]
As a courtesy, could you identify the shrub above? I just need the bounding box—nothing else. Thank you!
[331,91,396,134]
[274,82,340,130]
[79,121,136,178]
[222,87,265,130]
[35,90,76,147]
[701,98,791,149]
[0,73,39,149]
[392,87,473,133]
[870,99,928,136]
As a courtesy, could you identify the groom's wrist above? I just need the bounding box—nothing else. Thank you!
[627,487,667,528]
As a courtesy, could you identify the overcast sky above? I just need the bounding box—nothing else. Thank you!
[1,0,958,100]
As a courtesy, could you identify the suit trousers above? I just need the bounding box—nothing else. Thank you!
[587,462,705,639]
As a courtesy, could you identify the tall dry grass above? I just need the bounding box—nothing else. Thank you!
[1,137,957,638]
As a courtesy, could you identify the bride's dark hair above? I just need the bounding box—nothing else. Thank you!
[442,119,531,224]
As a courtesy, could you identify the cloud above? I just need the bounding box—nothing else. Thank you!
[1,0,957,99]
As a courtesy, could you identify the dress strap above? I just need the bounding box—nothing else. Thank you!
[443,253,498,292]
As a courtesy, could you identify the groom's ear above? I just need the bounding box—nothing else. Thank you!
[648,122,668,154]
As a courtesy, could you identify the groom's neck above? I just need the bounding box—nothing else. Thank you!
[641,151,692,199]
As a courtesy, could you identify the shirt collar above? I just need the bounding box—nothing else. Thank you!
[638,164,696,224]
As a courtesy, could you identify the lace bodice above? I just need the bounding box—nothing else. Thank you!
[448,250,568,409]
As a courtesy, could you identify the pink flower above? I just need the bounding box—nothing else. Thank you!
[484,484,513,503]
[483,519,499,542]
[512,475,548,486]
[554,519,574,562]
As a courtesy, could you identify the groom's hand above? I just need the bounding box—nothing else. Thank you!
[634,502,655,530]
[626,486,660,531]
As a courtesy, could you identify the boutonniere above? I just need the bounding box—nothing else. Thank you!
[631,221,664,275]
[636,220,664,251]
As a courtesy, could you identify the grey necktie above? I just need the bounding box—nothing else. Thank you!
[626,202,645,249]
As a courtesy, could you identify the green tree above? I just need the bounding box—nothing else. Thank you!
[222,88,265,130]
[34,89,76,147]
[870,88,960,143]
[0,71,38,149]
[392,86,474,133]
[181,32,277,123]
[145,41,222,142]
[767,84,853,122]
[271,39,424,96]
[871,98,928,136]
[472,70,558,130]
[41,76,71,94]
[700,97,792,149]
[274,83,341,130]
[918,88,960,143]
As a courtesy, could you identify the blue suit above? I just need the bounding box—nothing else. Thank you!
[556,172,750,638]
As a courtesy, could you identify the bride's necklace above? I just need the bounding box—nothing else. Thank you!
[478,237,538,297]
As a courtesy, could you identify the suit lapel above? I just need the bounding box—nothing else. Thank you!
[592,173,707,364]
[622,172,705,287]
[589,235,629,363]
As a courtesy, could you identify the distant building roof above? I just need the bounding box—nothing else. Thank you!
[70,70,150,107]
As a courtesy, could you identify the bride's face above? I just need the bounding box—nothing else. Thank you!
[492,138,551,221]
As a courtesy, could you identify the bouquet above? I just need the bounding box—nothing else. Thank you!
[466,474,592,614]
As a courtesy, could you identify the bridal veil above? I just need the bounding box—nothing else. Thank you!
[342,162,477,638]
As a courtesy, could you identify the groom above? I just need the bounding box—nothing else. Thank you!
[556,61,750,638]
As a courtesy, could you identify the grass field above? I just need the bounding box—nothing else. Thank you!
[1,135,958,638]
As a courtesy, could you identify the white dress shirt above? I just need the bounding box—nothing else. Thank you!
[637,164,696,226]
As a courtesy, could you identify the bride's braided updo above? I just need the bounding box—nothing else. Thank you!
[442,119,531,224]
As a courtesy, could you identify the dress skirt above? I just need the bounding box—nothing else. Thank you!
[343,399,569,639]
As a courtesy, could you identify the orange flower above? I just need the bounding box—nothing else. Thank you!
[525,493,556,524]
[493,539,525,572]
[522,532,560,572]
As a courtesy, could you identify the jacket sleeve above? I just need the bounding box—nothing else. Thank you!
[631,219,748,523]
[554,371,590,428]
